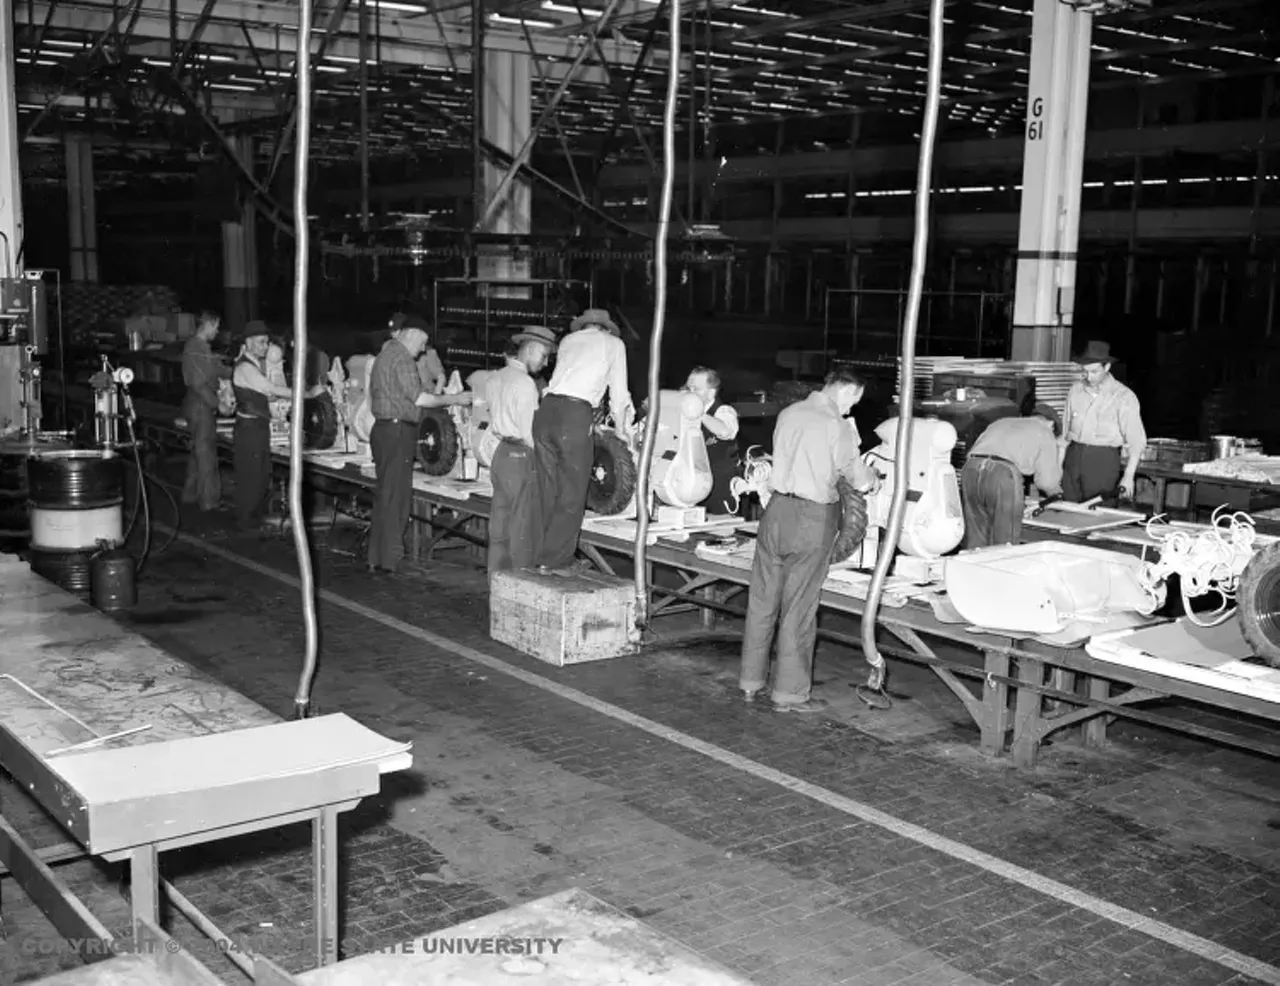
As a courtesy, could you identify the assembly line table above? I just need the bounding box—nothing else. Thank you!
[0,554,407,980]
[40,379,1280,766]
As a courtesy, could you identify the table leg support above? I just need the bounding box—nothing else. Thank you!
[980,649,1011,755]
[313,805,340,966]
[1083,676,1111,748]
[130,844,160,934]
[1011,657,1046,768]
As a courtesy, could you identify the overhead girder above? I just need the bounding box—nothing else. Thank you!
[13,0,686,86]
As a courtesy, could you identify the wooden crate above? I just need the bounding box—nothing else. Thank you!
[490,569,641,666]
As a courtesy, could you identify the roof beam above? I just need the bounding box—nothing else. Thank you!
[14,0,682,86]
[322,117,1280,202]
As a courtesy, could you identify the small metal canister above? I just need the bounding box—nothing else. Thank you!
[90,546,137,611]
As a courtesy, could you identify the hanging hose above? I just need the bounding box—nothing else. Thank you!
[858,0,945,701]
[289,0,320,720]
[633,0,681,627]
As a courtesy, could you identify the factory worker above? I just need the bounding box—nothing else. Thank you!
[532,309,635,573]
[1061,341,1147,502]
[685,366,741,516]
[740,368,879,714]
[181,311,229,512]
[389,312,447,394]
[484,326,558,576]
[961,402,1062,549]
[367,322,472,574]
[231,322,323,532]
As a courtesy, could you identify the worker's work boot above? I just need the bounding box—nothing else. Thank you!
[772,698,829,714]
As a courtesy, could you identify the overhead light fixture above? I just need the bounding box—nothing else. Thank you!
[490,13,557,28]
[373,1,429,12]
[1058,0,1151,10]
[542,1,603,14]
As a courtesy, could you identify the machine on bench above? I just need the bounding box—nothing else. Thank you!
[909,370,1035,470]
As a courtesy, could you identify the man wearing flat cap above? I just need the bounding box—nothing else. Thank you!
[367,318,473,574]
[231,320,320,531]
[1061,340,1146,502]
[961,400,1063,548]
[532,309,635,573]
[484,326,558,575]
[389,312,447,395]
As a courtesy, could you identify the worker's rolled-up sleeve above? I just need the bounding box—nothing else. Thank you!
[1033,437,1063,495]
[1119,392,1147,467]
[607,338,634,426]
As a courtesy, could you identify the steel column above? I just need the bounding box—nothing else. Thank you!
[64,134,99,282]
[222,131,259,333]
[1010,0,1092,362]
[0,0,23,277]
[477,51,533,296]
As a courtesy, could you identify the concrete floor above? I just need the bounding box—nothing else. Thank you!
[1,476,1279,986]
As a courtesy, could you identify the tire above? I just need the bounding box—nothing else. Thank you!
[586,430,636,516]
[1236,542,1280,667]
[417,408,459,477]
[830,476,868,564]
[301,392,338,451]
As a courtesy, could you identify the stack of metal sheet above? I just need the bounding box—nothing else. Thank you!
[895,357,1082,417]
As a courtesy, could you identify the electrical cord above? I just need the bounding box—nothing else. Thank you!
[290,0,321,720]
[1138,506,1257,628]
[856,0,945,710]
[633,0,681,625]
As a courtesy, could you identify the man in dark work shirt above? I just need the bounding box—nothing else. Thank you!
[367,320,472,574]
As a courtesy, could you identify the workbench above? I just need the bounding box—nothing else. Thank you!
[0,554,410,981]
[40,379,1280,767]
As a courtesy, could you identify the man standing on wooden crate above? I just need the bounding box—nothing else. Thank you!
[484,327,558,576]
[739,368,879,714]
[231,321,323,533]
[961,402,1062,548]
[533,309,635,574]
[1061,341,1147,503]
[367,321,472,574]
[181,310,229,512]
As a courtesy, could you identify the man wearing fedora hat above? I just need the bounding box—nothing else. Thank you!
[484,326,558,575]
[961,401,1062,548]
[533,308,635,572]
[231,320,324,531]
[1061,340,1147,502]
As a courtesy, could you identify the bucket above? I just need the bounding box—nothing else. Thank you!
[1210,435,1237,460]
[27,450,125,600]
[91,545,136,611]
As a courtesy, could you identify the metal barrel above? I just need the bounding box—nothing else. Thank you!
[90,548,137,612]
[26,450,125,600]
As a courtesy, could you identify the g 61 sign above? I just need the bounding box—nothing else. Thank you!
[1027,97,1045,141]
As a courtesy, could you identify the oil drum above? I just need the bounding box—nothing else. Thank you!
[90,546,136,611]
[27,450,125,600]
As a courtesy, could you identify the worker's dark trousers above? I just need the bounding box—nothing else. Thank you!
[533,395,594,570]
[960,456,1023,549]
[488,440,538,576]
[233,415,272,530]
[369,419,418,570]
[1062,442,1122,502]
[181,392,221,511]
[739,493,839,706]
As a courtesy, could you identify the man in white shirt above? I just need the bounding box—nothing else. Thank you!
[685,367,740,515]
[484,326,557,576]
[533,309,635,572]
